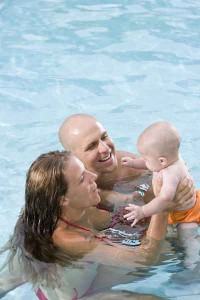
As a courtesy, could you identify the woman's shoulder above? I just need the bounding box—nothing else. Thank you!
[52,220,98,258]
[116,150,139,160]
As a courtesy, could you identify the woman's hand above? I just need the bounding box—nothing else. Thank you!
[156,176,195,212]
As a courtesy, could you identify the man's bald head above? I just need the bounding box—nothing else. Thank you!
[58,114,97,152]
[59,114,117,177]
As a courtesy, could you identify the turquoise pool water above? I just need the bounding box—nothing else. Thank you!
[0,0,200,299]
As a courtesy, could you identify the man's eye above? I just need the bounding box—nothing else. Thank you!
[102,134,108,140]
[88,143,95,150]
[80,175,84,183]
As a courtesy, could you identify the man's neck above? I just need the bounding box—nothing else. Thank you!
[96,160,122,189]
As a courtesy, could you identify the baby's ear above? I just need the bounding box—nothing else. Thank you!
[158,157,168,167]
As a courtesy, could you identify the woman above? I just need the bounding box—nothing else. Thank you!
[0,151,190,299]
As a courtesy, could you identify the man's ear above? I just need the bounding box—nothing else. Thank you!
[61,196,69,207]
[158,157,168,167]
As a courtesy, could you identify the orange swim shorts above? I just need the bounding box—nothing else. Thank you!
[168,190,200,225]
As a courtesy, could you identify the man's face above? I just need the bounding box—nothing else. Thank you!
[72,120,118,177]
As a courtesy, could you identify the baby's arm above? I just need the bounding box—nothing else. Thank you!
[121,157,147,169]
[124,172,179,226]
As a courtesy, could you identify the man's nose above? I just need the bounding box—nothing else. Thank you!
[98,140,109,153]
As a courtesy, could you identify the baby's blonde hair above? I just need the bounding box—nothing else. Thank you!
[137,121,180,161]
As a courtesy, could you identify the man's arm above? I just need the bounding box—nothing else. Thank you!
[154,175,195,211]
[141,176,179,217]
[55,211,168,269]
[98,189,137,209]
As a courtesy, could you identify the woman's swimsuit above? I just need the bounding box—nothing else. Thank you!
[36,217,108,300]
[36,208,148,300]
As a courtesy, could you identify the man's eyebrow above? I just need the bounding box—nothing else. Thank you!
[101,131,107,136]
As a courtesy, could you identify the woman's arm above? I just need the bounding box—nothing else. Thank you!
[86,212,168,269]
[54,212,168,270]
[0,256,26,297]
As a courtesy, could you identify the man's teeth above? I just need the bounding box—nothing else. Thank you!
[100,154,111,161]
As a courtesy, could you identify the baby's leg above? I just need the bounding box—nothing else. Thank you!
[177,222,199,269]
[178,222,198,230]
[169,222,200,283]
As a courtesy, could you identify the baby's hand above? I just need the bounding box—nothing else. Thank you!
[124,204,145,226]
[121,157,134,167]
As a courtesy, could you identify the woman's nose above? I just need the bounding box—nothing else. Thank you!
[89,171,97,182]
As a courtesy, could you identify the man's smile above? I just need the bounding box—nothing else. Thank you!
[98,152,111,162]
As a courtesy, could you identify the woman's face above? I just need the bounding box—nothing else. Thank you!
[64,156,100,209]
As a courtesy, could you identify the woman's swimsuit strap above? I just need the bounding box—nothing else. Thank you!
[60,217,93,233]
[60,217,107,240]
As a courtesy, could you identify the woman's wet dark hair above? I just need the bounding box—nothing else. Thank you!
[23,150,71,263]
[1,151,82,287]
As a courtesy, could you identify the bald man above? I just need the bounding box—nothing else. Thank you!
[59,114,194,210]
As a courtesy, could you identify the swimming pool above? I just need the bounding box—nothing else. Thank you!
[0,0,200,299]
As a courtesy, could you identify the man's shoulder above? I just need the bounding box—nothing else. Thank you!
[116,150,139,159]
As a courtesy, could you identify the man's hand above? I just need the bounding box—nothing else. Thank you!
[124,204,145,226]
[155,175,195,212]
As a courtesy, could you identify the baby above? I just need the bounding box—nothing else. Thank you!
[121,121,200,230]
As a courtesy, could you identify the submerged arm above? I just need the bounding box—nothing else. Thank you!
[90,211,168,268]
[99,189,138,209]
[55,211,168,269]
